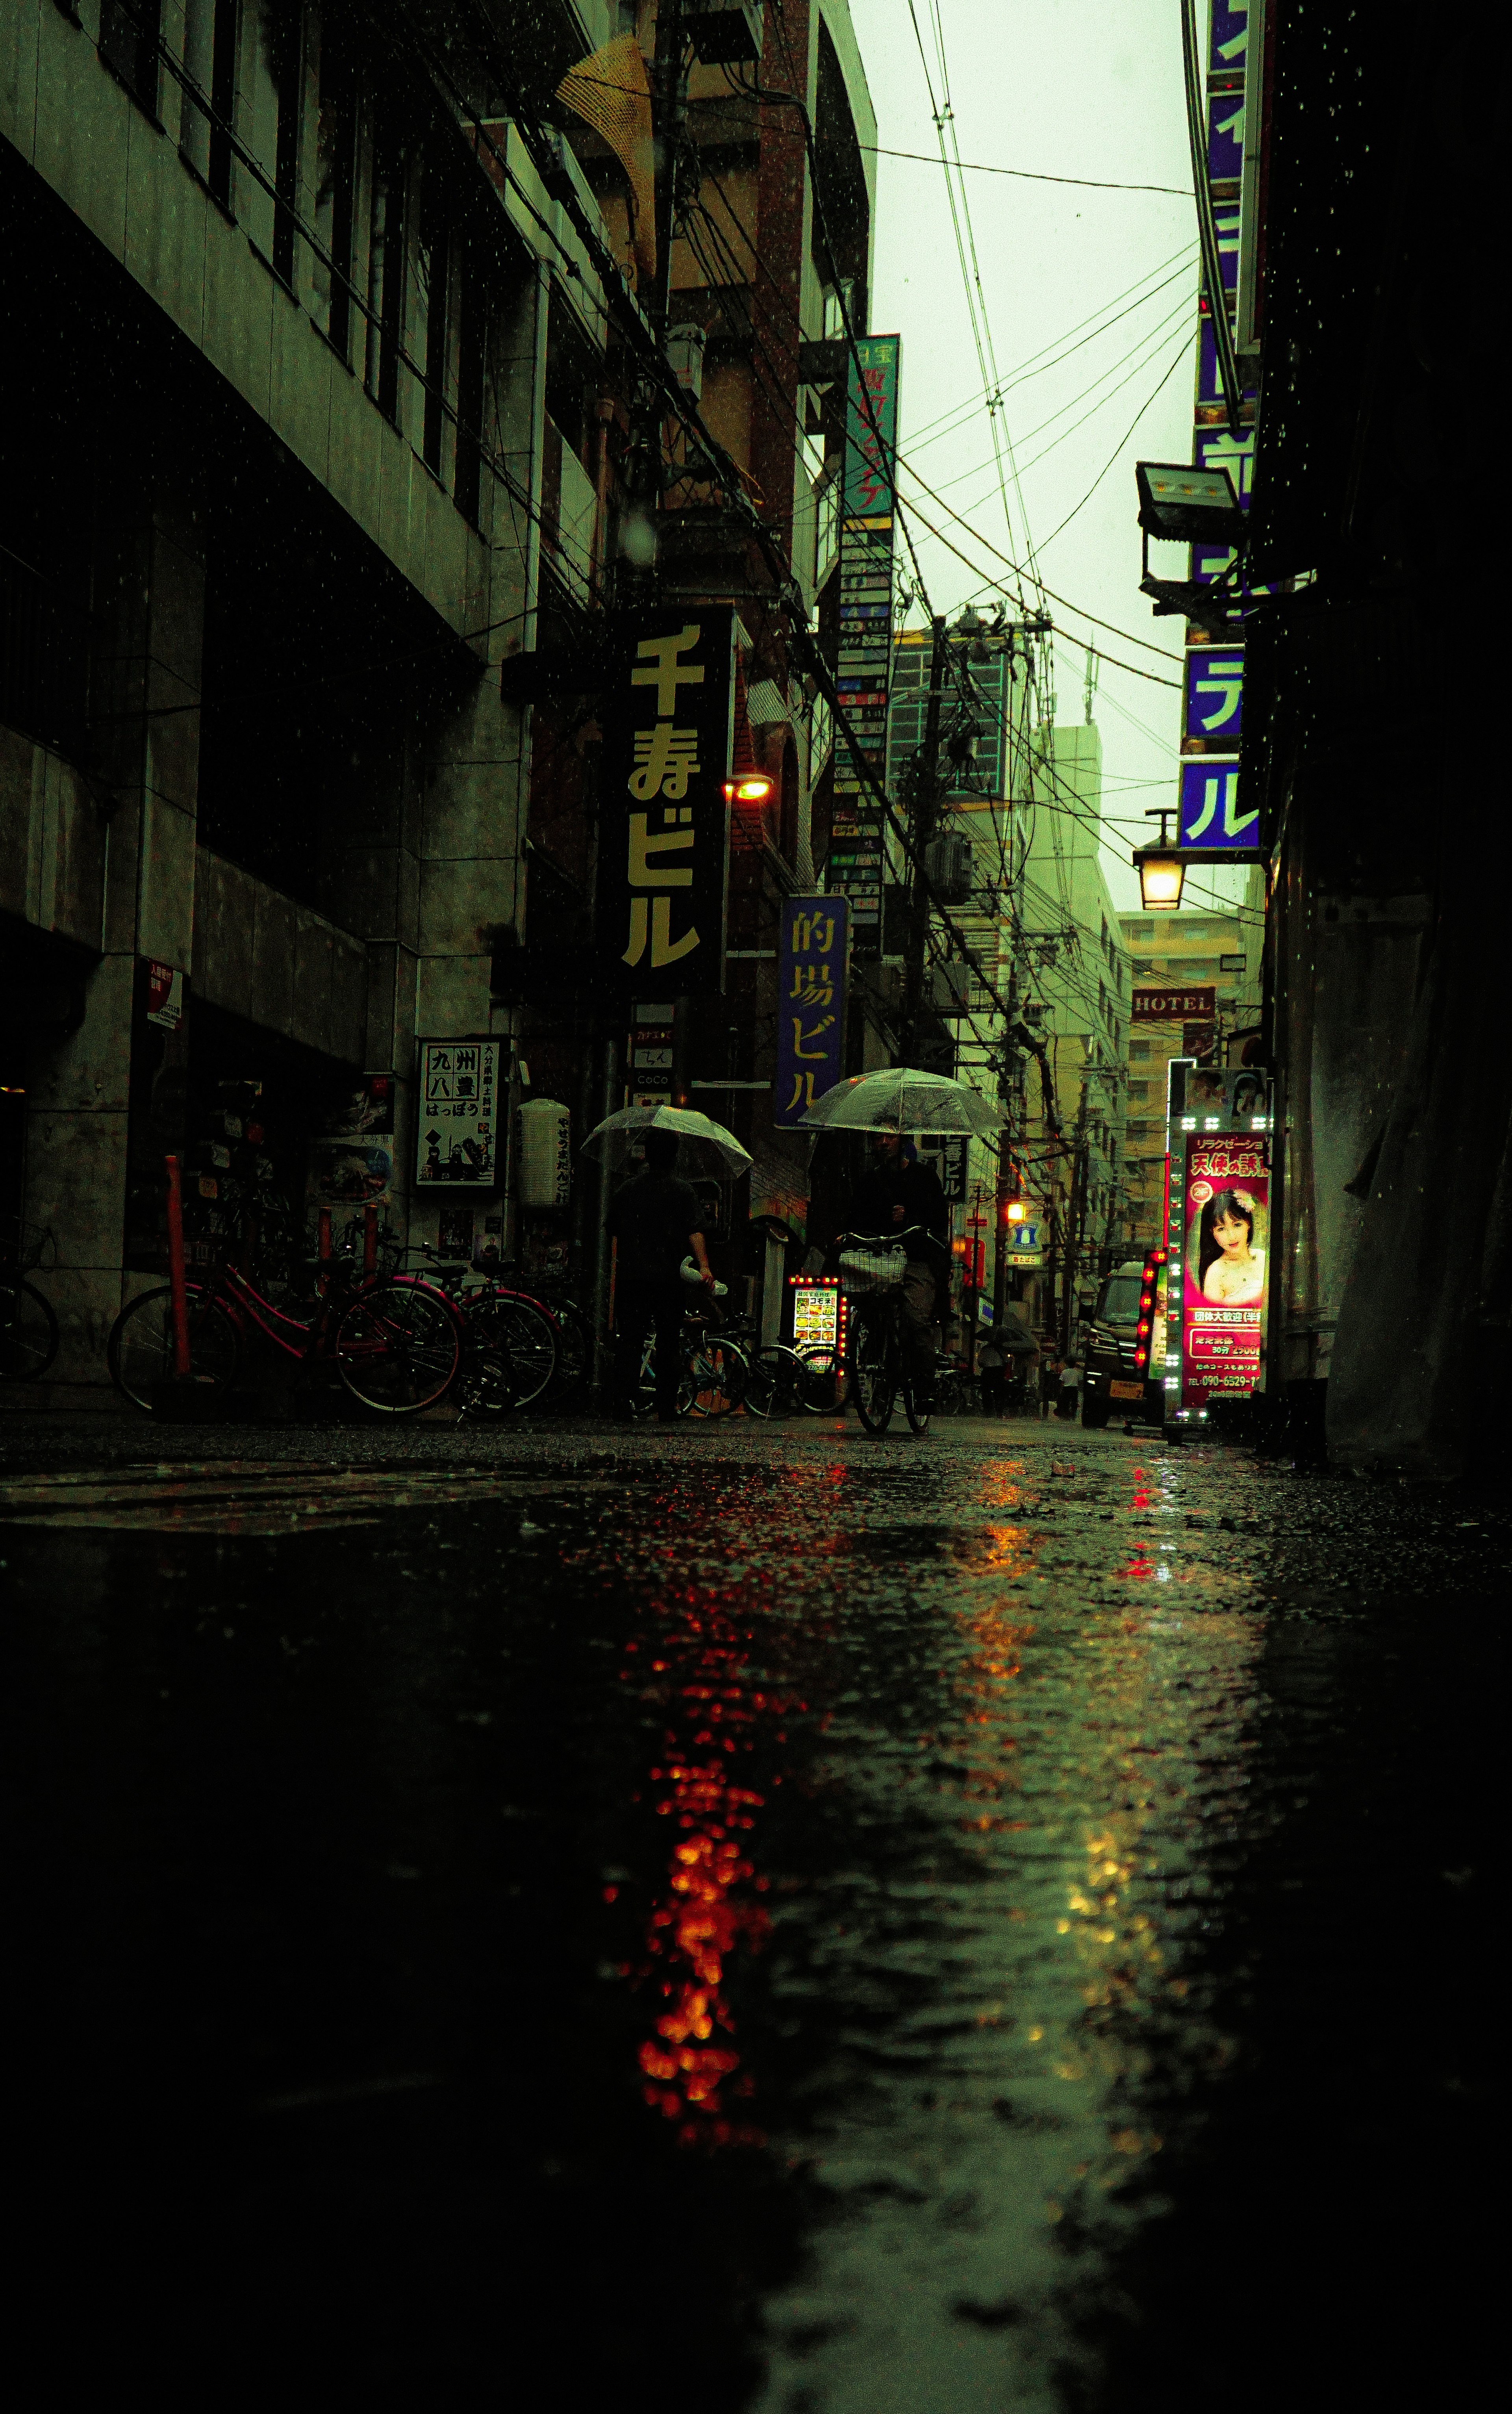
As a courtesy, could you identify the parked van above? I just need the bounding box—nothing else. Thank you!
[1080,1258,1157,1428]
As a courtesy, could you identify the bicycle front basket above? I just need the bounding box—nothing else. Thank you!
[838,1245,907,1295]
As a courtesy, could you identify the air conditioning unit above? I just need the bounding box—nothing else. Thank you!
[930,962,971,1015]
[923,833,973,903]
[684,0,763,64]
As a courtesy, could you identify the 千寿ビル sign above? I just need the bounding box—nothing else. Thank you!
[595,611,736,998]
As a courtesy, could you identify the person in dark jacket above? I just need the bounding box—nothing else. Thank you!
[846,1132,949,1405]
[607,1130,715,1420]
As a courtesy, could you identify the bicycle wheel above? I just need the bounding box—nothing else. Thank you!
[743,1346,793,1419]
[795,1345,843,1415]
[544,1295,593,1401]
[460,1290,558,1412]
[334,1278,460,1414]
[107,1284,241,1413]
[0,1278,60,1379]
[902,1363,932,1436]
[847,1309,896,1432]
[687,1336,748,1418]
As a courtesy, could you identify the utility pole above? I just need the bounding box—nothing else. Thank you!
[899,612,949,1067]
[649,0,685,339]
[1062,1084,1090,1355]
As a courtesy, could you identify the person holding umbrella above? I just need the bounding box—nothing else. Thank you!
[580,1104,752,1423]
[605,1130,717,1422]
[847,1133,949,1410]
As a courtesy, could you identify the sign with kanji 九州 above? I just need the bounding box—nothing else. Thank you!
[1178,758,1257,850]
[775,894,849,1127]
[1184,646,1244,745]
[595,611,734,998]
[416,1039,503,1187]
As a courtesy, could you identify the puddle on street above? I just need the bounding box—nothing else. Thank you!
[4,1438,1495,2405]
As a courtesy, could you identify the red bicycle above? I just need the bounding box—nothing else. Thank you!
[106,1248,463,1416]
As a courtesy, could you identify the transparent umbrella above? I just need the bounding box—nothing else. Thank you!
[580,1102,754,1177]
[798,1066,1001,1140]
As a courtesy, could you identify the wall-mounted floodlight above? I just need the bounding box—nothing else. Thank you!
[1135,461,1246,618]
[1135,462,1245,545]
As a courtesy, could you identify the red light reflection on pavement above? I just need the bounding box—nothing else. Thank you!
[617,1482,824,2149]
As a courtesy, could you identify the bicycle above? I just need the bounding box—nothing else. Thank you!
[624,1278,751,1420]
[395,1243,561,1414]
[0,1224,60,1382]
[106,1246,462,1416]
[706,1311,841,1419]
[838,1228,948,1436]
[493,1264,595,1406]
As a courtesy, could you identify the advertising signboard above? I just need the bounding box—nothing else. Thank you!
[1006,1217,1045,1269]
[775,895,849,1126]
[595,610,735,998]
[416,1039,503,1188]
[308,1070,397,1206]
[1134,984,1216,1021]
[789,1276,841,1355]
[1178,759,1257,851]
[843,336,901,518]
[832,334,901,959]
[1184,646,1244,746]
[915,1131,968,1202]
[1179,1130,1269,1408]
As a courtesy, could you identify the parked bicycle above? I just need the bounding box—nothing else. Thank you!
[0,1224,60,1382]
[106,1246,462,1416]
[624,1270,751,1419]
[395,1242,561,1414]
[838,1227,949,1436]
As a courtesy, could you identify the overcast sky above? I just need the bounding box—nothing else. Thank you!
[853,0,1245,919]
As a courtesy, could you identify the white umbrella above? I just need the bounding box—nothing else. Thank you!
[580,1101,753,1177]
[798,1066,1001,1141]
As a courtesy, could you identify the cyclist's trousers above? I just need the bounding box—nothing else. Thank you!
[615,1277,686,1417]
[899,1262,937,1392]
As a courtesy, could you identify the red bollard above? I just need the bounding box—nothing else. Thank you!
[164,1154,192,1378]
[363,1202,378,1277]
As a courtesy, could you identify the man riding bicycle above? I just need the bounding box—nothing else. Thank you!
[846,1133,948,1412]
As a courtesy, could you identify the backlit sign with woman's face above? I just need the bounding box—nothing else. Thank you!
[1180,1135,1270,1409]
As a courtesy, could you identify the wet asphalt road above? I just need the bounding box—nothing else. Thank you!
[3,1412,1499,2406]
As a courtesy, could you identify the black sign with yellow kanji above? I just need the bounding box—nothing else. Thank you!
[595,610,735,999]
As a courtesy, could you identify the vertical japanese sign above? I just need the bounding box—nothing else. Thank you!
[416,1039,502,1187]
[1180,1131,1269,1408]
[831,335,901,961]
[1178,760,1256,850]
[775,894,848,1127]
[596,610,734,997]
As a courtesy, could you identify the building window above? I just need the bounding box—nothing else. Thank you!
[365,122,406,423]
[180,0,237,202]
[415,167,452,476]
[100,0,161,115]
[453,237,486,526]
[814,462,840,588]
[311,26,356,355]
[239,2,302,284]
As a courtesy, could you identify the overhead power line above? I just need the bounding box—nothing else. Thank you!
[861,144,1191,197]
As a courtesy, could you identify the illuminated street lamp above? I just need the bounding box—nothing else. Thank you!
[724,768,776,846]
[1134,808,1186,912]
